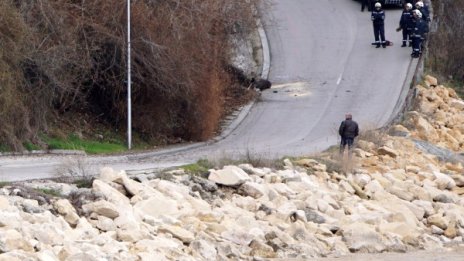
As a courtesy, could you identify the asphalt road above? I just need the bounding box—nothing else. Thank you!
[0,0,414,181]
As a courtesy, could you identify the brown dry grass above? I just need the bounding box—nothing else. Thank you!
[0,0,264,150]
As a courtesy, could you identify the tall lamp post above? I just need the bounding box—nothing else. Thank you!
[127,0,132,149]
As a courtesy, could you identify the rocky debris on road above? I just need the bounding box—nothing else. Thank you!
[0,76,463,260]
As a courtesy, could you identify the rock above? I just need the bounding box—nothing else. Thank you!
[447,163,464,174]
[427,214,449,230]
[92,180,130,206]
[353,148,371,158]
[82,200,120,219]
[377,146,399,158]
[158,225,195,244]
[412,200,435,217]
[53,199,80,226]
[387,186,414,202]
[29,223,66,245]
[415,115,439,142]
[388,125,411,137]
[208,165,251,186]
[405,165,421,174]
[339,223,386,253]
[378,221,421,240]
[249,239,276,258]
[294,158,319,168]
[433,193,454,204]
[348,179,369,200]
[433,171,456,190]
[425,75,438,87]
[0,196,10,210]
[452,187,464,195]
[449,98,464,111]
[133,196,179,219]
[22,199,43,213]
[339,180,355,194]
[221,229,255,246]
[117,228,145,242]
[96,215,116,232]
[191,239,217,260]
[317,199,329,213]
[303,208,326,224]
[444,221,458,238]
[283,158,293,169]
[353,174,371,189]
[239,182,265,199]
[357,140,376,152]
[197,211,224,223]
[431,225,444,235]
[294,210,307,222]
[0,229,34,252]
[99,167,124,183]
[238,164,271,177]
[276,169,302,182]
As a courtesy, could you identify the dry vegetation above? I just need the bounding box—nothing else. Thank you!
[428,0,464,88]
[0,0,263,150]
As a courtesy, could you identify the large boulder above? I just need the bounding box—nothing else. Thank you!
[82,200,120,219]
[339,222,386,253]
[53,199,80,226]
[208,166,251,186]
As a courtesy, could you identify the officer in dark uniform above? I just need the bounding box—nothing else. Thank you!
[371,2,386,48]
[399,3,414,47]
[411,9,426,58]
[415,1,430,25]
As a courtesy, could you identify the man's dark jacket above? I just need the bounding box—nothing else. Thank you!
[339,119,359,138]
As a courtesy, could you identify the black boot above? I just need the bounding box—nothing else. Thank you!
[401,42,407,47]
[376,44,381,48]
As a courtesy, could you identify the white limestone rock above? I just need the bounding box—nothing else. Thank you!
[208,165,251,186]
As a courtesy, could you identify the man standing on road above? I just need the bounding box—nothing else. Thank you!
[371,3,386,48]
[339,113,359,155]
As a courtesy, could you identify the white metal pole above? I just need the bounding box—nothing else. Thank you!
[127,0,132,149]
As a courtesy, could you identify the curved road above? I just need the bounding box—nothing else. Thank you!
[1,0,412,180]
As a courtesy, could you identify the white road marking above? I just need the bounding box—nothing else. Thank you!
[337,73,343,85]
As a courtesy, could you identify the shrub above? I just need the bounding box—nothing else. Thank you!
[0,0,264,150]
[54,156,96,184]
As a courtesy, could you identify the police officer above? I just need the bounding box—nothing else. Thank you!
[399,3,414,47]
[415,1,430,25]
[411,9,426,58]
[371,3,386,48]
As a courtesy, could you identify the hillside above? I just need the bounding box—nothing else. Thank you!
[0,0,262,151]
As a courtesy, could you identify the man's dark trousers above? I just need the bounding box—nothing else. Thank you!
[340,137,354,154]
